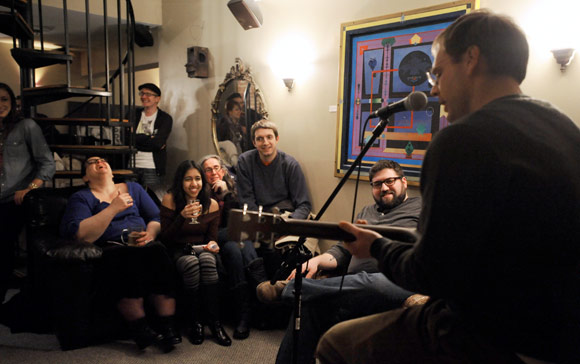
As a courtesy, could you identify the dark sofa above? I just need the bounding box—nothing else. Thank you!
[22,186,123,350]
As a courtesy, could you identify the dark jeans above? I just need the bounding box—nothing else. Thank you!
[135,168,164,202]
[276,272,414,364]
[97,241,176,301]
[0,201,24,302]
[218,227,258,287]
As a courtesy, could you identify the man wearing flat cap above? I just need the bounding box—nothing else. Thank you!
[134,83,173,202]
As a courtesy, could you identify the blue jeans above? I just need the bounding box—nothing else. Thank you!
[218,227,258,287]
[276,272,414,364]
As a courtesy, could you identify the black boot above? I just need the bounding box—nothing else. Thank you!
[209,320,232,346]
[246,257,268,287]
[157,315,181,352]
[184,290,204,345]
[203,284,231,346]
[233,283,251,340]
[128,317,163,350]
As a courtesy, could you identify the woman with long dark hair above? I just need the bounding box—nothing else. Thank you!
[0,83,55,303]
[159,160,231,347]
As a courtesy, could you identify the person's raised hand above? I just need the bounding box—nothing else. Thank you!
[111,190,133,213]
[204,241,220,254]
[286,259,320,280]
[212,180,228,199]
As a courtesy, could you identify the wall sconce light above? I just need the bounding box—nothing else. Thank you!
[551,48,576,71]
[283,78,294,91]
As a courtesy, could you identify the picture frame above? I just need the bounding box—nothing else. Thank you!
[335,1,477,185]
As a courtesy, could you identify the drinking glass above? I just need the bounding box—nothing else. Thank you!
[189,199,201,224]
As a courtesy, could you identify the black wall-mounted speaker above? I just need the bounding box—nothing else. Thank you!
[227,0,263,30]
[134,24,154,47]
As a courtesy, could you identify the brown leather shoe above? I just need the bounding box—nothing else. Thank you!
[256,280,289,303]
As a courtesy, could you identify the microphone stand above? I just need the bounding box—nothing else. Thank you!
[280,115,389,364]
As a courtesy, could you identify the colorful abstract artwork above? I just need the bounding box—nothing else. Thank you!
[335,1,477,184]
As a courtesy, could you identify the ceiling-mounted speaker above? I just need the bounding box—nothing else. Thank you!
[227,0,263,30]
[134,24,154,47]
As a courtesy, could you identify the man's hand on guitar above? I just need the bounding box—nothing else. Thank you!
[339,221,382,259]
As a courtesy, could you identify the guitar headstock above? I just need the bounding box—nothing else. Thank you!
[227,207,287,243]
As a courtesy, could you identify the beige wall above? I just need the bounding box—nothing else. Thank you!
[157,0,580,251]
[0,43,21,92]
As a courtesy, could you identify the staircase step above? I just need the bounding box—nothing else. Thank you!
[50,145,135,154]
[55,169,136,179]
[11,48,72,69]
[35,117,130,127]
[22,85,112,106]
[0,11,33,39]
[0,0,28,10]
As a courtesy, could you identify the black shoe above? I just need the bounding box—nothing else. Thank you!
[188,322,205,345]
[161,325,182,346]
[209,321,232,346]
[233,319,250,340]
[133,324,164,350]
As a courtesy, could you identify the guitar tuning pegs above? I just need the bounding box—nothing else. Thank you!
[258,205,265,223]
[243,203,248,215]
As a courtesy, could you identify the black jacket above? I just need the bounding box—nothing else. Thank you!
[134,108,173,176]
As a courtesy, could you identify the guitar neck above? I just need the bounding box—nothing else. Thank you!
[227,208,418,243]
[273,219,418,243]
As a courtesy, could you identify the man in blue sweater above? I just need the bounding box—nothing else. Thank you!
[236,120,312,220]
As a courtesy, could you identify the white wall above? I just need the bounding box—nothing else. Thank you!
[157,0,579,250]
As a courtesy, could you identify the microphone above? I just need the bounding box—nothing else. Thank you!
[369,91,428,119]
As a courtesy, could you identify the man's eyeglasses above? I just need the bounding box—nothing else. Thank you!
[426,71,438,87]
[204,166,222,174]
[139,91,158,97]
[370,176,403,188]
[85,158,107,166]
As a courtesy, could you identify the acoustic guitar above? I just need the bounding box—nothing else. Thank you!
[227,207,419,244]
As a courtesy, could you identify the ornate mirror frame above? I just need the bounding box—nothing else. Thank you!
[211,58,269,166]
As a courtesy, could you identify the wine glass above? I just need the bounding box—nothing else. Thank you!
[189,199,201,224]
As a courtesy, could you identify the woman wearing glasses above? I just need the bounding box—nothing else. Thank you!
[159,160,232,347]
[59,156,181,352]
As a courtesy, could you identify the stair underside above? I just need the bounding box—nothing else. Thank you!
[11,48,72,69]
[0,11,33,39]
[35,117,130,127]
[0,0,27,10]
[54,169,135,179]
[49,145,134,154]
[22,85,112,106]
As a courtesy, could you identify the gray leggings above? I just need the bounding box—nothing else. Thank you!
[175,252,219,291]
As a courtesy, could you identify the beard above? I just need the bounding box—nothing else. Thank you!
[374,190,407,211]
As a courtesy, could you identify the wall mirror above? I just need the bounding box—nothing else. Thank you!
[211,58,268,166]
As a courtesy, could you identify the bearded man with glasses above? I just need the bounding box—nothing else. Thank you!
[262,159,423,364]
